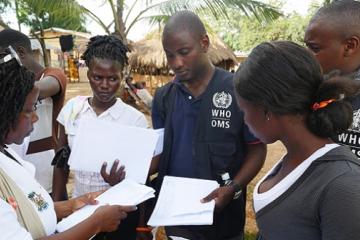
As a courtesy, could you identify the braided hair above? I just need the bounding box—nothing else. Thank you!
[0,48,35,144]
[81,35,129,69]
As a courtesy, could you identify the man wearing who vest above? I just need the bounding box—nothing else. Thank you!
[151,11,266,240]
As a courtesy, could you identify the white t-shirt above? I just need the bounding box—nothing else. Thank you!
[0,147,57,238]
[253,143,339,213]
[57,96,148,197]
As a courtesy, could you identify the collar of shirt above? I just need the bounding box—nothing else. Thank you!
[80,97,126,120]
[173,78,204,102]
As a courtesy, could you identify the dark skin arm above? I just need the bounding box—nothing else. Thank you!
[52,125,69,201]
[148,155,161,176]
[35,76,61,100]
[39,201,137,240]
[202,143,266,211]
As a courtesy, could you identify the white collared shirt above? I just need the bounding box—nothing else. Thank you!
[57,96,148,197]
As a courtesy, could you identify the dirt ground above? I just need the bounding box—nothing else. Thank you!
[64,82,287,237]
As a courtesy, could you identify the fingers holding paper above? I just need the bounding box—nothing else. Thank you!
[201,186,234,211]
[71,190,104,212]
[93,205,137,232]
[101,159,126,186]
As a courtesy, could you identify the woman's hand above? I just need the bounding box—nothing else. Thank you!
[100,159,126,186]
[92,205,137,233]
[71,190,103,212]
[201,186,234,211]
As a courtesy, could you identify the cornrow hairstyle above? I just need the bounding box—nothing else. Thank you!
[81,35,129,69]
[0,48,35,144]
[310,0,360,38]
[234,41,360,138]
[0,29,32,52]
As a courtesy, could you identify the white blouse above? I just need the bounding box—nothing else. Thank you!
[57,96,148,197]
[0,148,57,238]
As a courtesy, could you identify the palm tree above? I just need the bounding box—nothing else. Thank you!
[81,0,282,42]
[0,0,11,28]
[1,0,85,66]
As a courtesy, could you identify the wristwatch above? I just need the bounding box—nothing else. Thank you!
[226,180,242,200]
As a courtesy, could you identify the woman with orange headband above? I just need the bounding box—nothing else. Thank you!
[233,41,360,240]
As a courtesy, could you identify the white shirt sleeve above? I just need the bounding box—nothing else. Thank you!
[0,199,33,240]
[135,113,149,128]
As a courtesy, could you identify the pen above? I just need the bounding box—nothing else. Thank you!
[39,73,45,81]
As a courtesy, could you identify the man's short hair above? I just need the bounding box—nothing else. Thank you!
[0,29,32,52]
[311,0,360,38]
[163,10,207,40]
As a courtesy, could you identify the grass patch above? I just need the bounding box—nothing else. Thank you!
[245,232,258,240]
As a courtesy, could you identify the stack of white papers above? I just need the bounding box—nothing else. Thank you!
[68,118,164,184]
[56,179,155,232]
[153,128,164,156]
[148,176,219,226]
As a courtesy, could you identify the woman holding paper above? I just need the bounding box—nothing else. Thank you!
[53,35,148,240]
[232,41,360,239]
[0,46,136,239]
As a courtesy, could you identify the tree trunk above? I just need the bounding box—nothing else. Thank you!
[33,30,50,67]
[115,0,127,43]
[0,16,9,29]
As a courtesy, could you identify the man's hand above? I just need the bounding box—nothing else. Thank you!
[100,159,126,186]
[201,186,235,211]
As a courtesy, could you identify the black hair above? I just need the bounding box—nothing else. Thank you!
[163,10,207,41]
[234,41,360,138]
[0,29,32,52]
[81,35,129,68]
[0,48,35,144]
[310,0,360,38]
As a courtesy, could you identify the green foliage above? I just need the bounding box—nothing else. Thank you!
[207,9,310,51]
[16,0,86,32]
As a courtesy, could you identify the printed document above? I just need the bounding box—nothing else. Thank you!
[68,118,161,184]
[148,176,219,226]
[57,179,155,232]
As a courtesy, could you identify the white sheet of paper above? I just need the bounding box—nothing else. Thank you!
[169,237,190,240]
[153,128,164,156]
[148,176,219,226]
[56,179,155,232]
[68,118,160,184]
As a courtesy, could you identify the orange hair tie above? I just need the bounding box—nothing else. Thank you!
[311,99,336,111]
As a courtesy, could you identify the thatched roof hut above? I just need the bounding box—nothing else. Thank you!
[128,32,237,75]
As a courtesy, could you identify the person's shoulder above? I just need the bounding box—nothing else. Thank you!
[155,81,174,94]
[43,67,67,86]
[61,96,88,113]
[214,67,234,80]
[116,98,145,117]
[44,67,67,78]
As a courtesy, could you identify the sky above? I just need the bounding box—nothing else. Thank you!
[6,0,322,41]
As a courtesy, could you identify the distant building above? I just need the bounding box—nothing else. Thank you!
[30,39,60,67]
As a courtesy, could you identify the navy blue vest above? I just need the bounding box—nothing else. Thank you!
[153,68,248,238]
